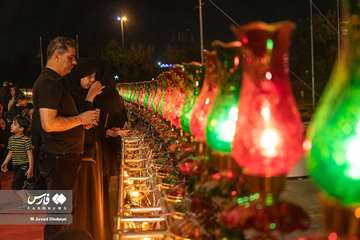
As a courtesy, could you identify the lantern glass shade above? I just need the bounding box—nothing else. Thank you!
[232,21,303,177]
[180,62,204,133]
[307,1,360,206]
[150,81,158,112]
[156,76,167,116]
[161,72,173,120]
[153,80,162,114]
[139,83,145,106]
[170,66,186,128]
[205,41,243,154]
[147,81,156,111]
[143,82,150,108]
[134,84,140,105]
[190,51,219,142]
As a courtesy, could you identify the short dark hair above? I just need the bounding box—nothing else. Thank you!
[14,116,30,131]
[47,36,76,60]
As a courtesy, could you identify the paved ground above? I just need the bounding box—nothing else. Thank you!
[0,172,43,240]
[282,178,324,239]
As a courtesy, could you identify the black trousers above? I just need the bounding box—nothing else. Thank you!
[39,151,82,240]
[12,164,27,190]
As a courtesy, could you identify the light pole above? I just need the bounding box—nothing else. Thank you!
[198,0,204,63]
[309,0,315,109]
[117,16,128,48]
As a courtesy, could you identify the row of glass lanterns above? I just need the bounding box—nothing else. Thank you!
[118,0,360,237]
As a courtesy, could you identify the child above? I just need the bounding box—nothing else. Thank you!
[1,116,33,189]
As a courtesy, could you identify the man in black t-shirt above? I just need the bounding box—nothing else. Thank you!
[32,36,99,240]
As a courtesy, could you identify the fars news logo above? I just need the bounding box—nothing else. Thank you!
[27,193,67,205]
[26,192,69,211]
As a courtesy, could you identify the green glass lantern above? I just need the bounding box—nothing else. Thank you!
[180,62,204,133]
[131,83,137,104]
[170,65,187,128]
[117,84,124,99]
[150,81,158,112]
[154,74,166,115]
[205,41,243,154]
[158,74,167,116]
[307,1,360,206]
[135,83,141,105]
[123,84,130,101]
[129,84,135,103]
[162,71,175,121]
[143,82,150,108]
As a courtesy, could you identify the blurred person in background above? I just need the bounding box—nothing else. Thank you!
[7,86,21,113]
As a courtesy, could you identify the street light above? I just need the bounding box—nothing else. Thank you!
[198,0,204,63]
[117,16,128,48]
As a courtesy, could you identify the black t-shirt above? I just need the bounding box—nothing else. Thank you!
[32,68,84,154]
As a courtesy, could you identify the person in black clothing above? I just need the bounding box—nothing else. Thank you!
[0,117,11,188]
[0,118,9,162]
[93,61,128,177]
[92,63,128,238]
[7,86,22,113]
[65,59,101,110]
[0,82,10,117]
[64,58,104,160]
[31,36,100,240]
[64,59,106,240]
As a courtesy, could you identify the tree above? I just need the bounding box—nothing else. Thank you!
[97,40,159,82]
[163,44,199,64]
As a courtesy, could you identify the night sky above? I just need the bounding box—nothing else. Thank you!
[0,0,334,87]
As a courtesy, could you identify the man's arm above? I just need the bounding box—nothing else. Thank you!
[40,108,99,132]
[40,108,82,132]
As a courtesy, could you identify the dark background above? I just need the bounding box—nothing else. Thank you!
[0,0,335,87]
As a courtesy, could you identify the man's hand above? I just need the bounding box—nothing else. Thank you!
[115,129,131,136]
[25,168,33,179]
[84,124,94,130]
[106,128,130,137]
[106,128,117,137]
[79,110,100,126]
[86,81,105,103]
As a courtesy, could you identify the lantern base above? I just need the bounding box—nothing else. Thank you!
[320,194,360,238]
[207,151,241,175]
[195,142,206,155]
[243,175,286,201]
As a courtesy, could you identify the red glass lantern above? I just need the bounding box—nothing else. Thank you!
[139,82,145,107]
[232,21,303,177]
[170,65,186,128]
[147,80,156,111]
[162,71,175,121]
[190,51,219,142]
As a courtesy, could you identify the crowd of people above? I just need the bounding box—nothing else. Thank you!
[0,83,34,189]
[0,36,129,240]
